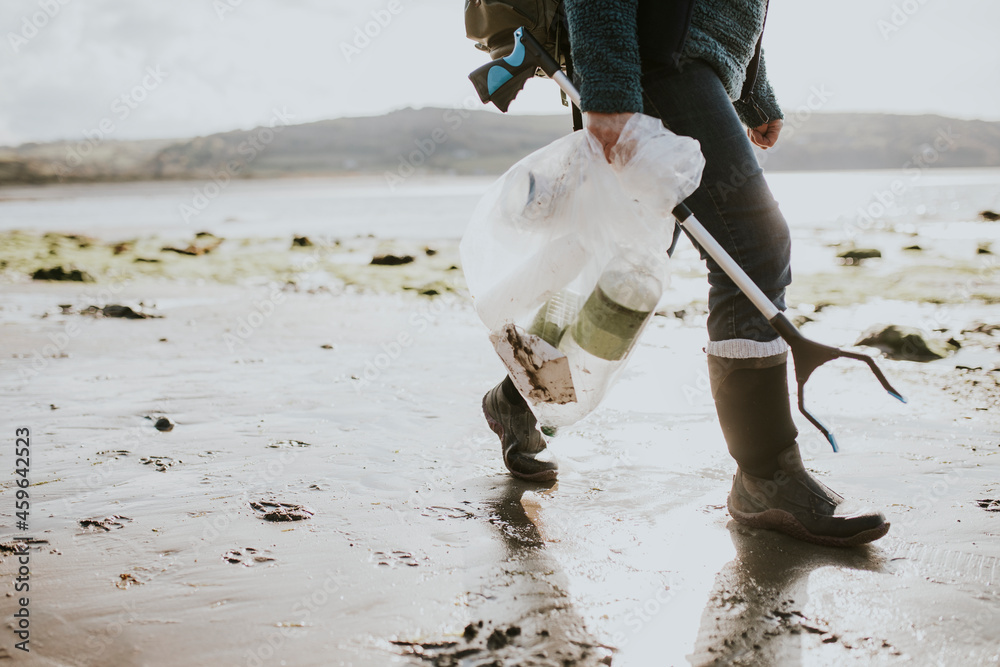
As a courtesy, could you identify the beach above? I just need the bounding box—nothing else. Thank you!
[1,173,1000,666]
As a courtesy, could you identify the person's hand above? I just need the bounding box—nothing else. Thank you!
[584,111,634,162]
[748,119,782,149]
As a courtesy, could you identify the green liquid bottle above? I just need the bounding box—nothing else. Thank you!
[564,256,662,361]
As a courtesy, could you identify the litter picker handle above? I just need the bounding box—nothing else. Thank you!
[469,27,579,112]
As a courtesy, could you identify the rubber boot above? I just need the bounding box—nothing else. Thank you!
[482,377,558,482]
[708,352,890,547]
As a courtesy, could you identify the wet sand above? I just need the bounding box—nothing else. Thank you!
[1,228,999,666]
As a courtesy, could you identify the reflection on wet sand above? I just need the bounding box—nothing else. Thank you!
[397,477,613,666]
[688,522,888,666]
[482,478,613,664]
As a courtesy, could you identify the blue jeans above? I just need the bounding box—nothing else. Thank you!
[642,61,792,358]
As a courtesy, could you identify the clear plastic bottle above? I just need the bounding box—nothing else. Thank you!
[527,290,582,347]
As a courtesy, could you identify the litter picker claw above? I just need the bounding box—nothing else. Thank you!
[469,27,906,451]
[671,202,907,452]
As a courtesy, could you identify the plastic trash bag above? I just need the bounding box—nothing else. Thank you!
[460,113,705,427]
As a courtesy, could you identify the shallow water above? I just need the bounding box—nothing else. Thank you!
[1,169,998,241]
[0,176,494,240]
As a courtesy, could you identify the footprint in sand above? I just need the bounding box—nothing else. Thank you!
[79,515,132,531]
[222,547,276,567]
[250,500,314,522]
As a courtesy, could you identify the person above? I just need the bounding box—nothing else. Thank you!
[482,0,890,548]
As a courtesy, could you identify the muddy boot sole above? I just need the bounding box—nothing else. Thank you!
[727,495,890,548]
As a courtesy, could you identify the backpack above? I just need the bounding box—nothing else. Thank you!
[465,0,578,124]
[464,0,569,63]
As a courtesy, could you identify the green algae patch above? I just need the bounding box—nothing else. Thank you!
[8,230,998,307]
[788,261,1000,307]
[0,230,466,296]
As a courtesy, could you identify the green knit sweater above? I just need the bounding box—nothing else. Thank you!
[564,0,782,127]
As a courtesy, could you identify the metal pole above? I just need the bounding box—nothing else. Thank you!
[674,211,781,320]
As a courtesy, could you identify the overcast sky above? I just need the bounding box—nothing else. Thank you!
[1,0,998,146]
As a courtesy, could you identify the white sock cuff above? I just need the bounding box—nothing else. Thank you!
[706,337,788,359]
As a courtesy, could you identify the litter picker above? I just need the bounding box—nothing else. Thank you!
[468,27,906,452]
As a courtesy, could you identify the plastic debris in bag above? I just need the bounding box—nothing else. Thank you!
[461,113,705,428]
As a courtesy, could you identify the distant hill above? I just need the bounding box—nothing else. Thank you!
[762,113,1000,171]
[2,108,999,186]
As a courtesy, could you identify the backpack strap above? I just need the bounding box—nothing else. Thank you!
[564,50,583,131]
[554,7,583,131]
